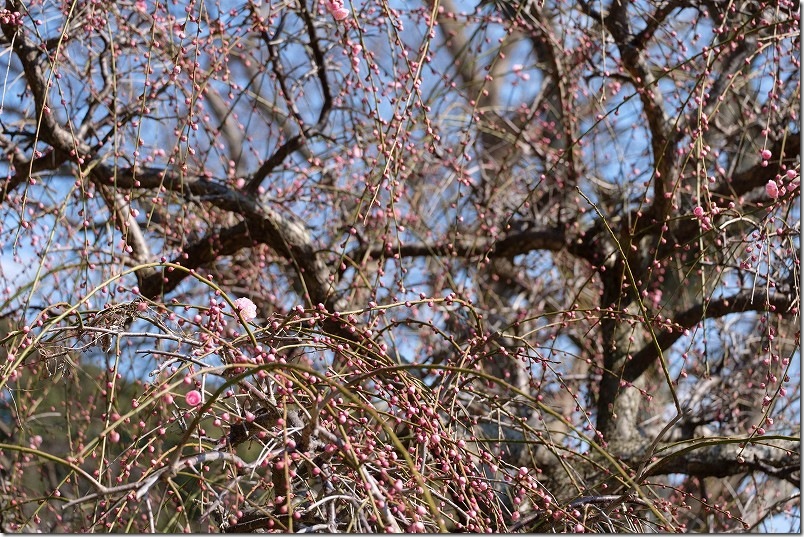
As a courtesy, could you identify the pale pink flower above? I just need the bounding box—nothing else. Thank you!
[234,297,257,321]
[185,390,202,407]
[325,0,350,20]
[332,7,349,20]
[765,180,779,199]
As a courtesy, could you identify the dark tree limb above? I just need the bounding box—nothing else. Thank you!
[243,2,333,196]
[0,145,70,197]
[110,167,338,309]
[352,226,579,264]
[601,1,677,224]
[595,290,797,439]
[641,437,800,487]
[711,131,801,201]
[622,290,798,384]
[0,6,158,283]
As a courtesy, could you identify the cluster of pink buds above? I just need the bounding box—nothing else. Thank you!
[324,0,350,20]
[0,9,23,27]
[765,168,798,201]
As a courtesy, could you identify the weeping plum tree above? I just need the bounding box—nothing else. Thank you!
[0,0,799,532]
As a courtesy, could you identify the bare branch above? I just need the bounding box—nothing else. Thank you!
[0,145,69,196]
[622,291,797,384]
[599,0,677,223]
[354,226,573,263]
[643,437,800,486]
[243,3,333,196]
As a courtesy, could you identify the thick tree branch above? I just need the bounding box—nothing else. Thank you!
[1,8,157,281]
[641,437,800,486]
[600,0,676,223]
[136,221,253,298]
[522,3,578,184]
[93,178,154,271]
[354,226,575,263]
[112,167,339,310]
[630,0,691,50]
[711,131,801,201]
[1,6,89,158]
[243,3,332,196]
[596,289,796,440]
[622,291,797,384]
[437,0,505,107]
[646,130,800,255]
[205,89,247,175]
[0,146,70,197]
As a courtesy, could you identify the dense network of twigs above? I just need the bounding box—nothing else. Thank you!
[0,0,799,532]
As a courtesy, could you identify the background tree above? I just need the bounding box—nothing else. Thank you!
[0,0,799,532]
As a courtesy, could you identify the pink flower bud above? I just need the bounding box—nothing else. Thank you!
[185,390,202,407]
[760,149,772,160]
[693,206,705,218]
[765,180,779,199]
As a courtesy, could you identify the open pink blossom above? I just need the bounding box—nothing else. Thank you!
[185,390,202,407]
[234,297,257,321]
[325,0,350,20]
[332,7,349,20]
[765,180,779,199]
